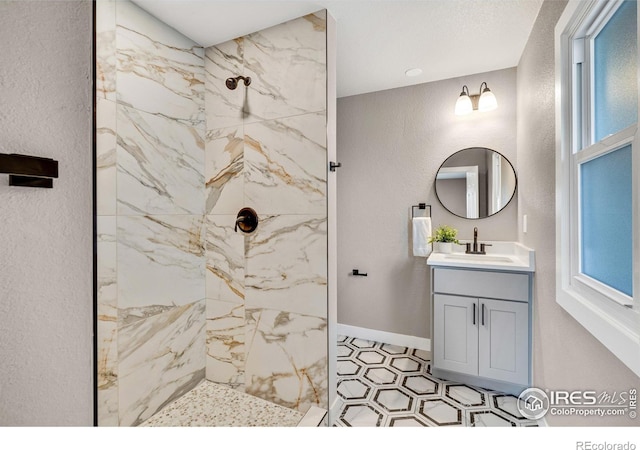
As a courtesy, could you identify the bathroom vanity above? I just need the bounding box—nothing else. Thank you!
[427,242,535,396]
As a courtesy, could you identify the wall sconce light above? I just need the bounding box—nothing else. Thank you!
[454,82,498,115]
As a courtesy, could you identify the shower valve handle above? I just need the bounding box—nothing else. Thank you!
[235,216,248,232]
[234,207,258,233]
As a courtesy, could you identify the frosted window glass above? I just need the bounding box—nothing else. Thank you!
[594,0,637,142]
[580,145,632,296]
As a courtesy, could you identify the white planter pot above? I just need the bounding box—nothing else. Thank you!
[435,242,453,254]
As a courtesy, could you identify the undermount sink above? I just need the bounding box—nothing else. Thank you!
[427,241,535,272]
[443,254,514,263]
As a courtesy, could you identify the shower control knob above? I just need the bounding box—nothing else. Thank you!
[235,207,258,233]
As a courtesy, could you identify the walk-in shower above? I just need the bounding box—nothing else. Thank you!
[95,0,336,426]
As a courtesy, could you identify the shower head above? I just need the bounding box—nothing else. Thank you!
[225,76,251,90]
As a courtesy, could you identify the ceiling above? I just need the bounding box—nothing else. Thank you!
[131,0,544,98]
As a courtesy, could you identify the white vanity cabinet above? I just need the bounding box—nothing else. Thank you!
[430,266,532,395]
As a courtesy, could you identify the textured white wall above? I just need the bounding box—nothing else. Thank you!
[337,68,517,339]
[517,0,640,426]
[0,1,93,425]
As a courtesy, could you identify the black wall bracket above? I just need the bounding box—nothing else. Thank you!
[0,153,59,188]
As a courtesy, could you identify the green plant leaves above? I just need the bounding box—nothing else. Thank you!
[428,225,460,244]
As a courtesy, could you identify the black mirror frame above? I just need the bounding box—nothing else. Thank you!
[434,147,518,220]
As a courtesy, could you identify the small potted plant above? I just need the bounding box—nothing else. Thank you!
[428,225,459,254]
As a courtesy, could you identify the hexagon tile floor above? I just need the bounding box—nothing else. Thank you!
[333,335,539,427]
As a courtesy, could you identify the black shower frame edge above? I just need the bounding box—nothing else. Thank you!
[92,0,99,427]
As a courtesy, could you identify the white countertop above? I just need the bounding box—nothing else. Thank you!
[426,241,535,273]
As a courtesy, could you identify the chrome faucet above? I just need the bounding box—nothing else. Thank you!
[465,227,491,255]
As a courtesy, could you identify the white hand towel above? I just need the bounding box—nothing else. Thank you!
[412,217,432,257]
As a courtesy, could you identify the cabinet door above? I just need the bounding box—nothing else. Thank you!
[433,294,478,376]
[478,298,529,385]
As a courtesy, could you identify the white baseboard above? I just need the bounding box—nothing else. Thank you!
[337,323,431,352]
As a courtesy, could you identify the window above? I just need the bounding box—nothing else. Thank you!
[556,0,640,376]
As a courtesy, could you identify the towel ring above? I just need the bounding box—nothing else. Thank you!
[411,203,431,219]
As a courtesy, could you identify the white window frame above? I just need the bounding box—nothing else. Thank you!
[556,0,640,377]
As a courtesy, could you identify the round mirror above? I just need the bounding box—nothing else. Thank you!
[435,147,517,219]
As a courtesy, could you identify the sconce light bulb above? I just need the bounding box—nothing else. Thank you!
[478,87,498,112]
[455,92,473,115]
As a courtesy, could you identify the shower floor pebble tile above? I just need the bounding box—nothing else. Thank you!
[140,380,303,427]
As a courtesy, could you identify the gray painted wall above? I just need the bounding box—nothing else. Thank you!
[438,178,467,217]
[337,67,517,338]
[0,1,93,425]
[517,0,640,426]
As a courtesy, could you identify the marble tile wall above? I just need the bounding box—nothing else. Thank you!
[96,0,206,426]
[243,112,327,215]
[115,105,204,216]
[204,11,329,413]
[97,0,329,425]
[244,308,327,412]
[244,214,327,317]
[118,300,206,426]
[115,0,205,125]
[96,216,118,426]
[96,0,118,426]
[242,13,327,123]
[96,0,116,103]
